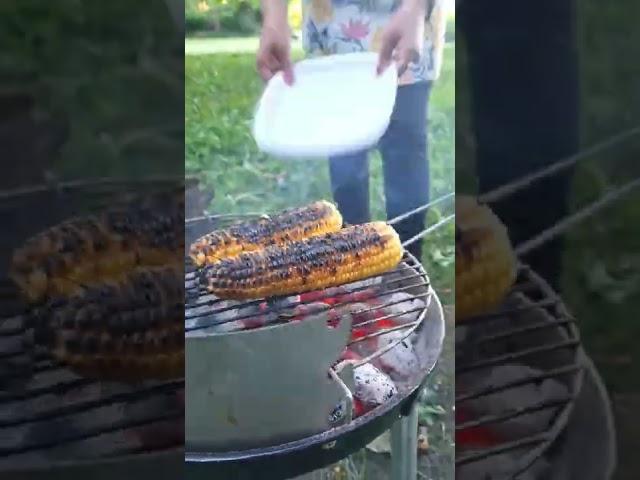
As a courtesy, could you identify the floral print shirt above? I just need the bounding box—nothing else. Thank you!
[301,0,446,85]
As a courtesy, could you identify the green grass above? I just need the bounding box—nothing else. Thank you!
[0,2,184,181]
[186,37,261,54]
[185,36,305,55]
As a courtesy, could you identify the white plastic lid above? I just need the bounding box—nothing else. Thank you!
[253,52,398,159]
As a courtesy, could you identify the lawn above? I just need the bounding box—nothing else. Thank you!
[0,2,184,182]
[185,40,455,478]
[185,36,304,55]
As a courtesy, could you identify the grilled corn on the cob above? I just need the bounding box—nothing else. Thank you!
[456,196,517,320]
[10,196,184,303]
[30,265,184,381]
[202,221,403,300]
[189,200,343,267]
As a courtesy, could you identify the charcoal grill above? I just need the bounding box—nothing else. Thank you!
[455,264,584,479]
[455,130,640,479]
[184,212,447,480]
[0,178,184,479]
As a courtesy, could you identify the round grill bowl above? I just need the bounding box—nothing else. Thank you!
[185,214,445,479]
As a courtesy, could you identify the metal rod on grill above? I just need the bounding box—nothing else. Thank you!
[456,395,575,432]
[186,212,268,224]
[456,339,580,374]
[464,317,576,346]
[456,432,549,466]
[387,192,454,226]
[515,176,640,256]
[344,290,432,320]
[1,381,182,429]
[401,214,455,247]
[0,175,187,200]
[351,321,422,367]
[348,303,428,331]
[454,297,563,325]
[185,192,454,231]
[1,410,182,457]
[456,364,583,403]
[349,319,422,346]
[185,276,427,331]
[186,269,408,322]
[185,258,430,330]
[478,125,640,204]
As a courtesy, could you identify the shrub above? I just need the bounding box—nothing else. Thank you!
[185,0,261,35]
[288,0,303,32]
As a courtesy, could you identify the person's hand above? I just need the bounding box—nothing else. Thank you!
[377,3,425,77]
[257,21,295,85]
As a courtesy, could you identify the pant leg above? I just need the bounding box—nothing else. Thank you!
[459,0,579,289]
[328,150,371,225]
[379,81,432,260]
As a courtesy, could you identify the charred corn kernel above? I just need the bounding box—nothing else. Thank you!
[30,265,183,382]
[189,200,343,267]
[10,194,184,303]
[456,196,517,320]
[202,221,403,300]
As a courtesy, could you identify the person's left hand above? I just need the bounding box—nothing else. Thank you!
[377,3,425,77]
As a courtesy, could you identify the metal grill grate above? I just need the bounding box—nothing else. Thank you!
[0,300,183,467]
[454,265,583,477]
[184,214,434,371]
[0,178,185,472]
[0,309,183,470]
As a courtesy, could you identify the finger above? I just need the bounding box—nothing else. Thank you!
[256,51,270,80]
[264,53,280,74]
[396,50,413,78]
[281,55,295,86]
[376,32,399,76]
[258,64,274,82]
[396,61,408,78]
[257,52,279,82]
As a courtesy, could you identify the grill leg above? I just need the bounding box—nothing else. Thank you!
[390,403,418,480]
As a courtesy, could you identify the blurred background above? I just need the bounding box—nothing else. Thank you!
[457,1,640,478]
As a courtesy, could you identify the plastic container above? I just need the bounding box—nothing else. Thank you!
[253,52,398,159]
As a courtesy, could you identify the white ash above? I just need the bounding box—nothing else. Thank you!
[352,363,397,407]
[458,364,569,440]
[334,302,377,326]
[344,276,382,291]
[372,293,426,381]
[375,329,420,381]
[379,292,428,324]
[185,299,261,336]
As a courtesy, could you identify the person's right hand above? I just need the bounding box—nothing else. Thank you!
[256,22,294,85]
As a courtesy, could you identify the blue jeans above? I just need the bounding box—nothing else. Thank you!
[328,81,432,260]
[459,0,578,289]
